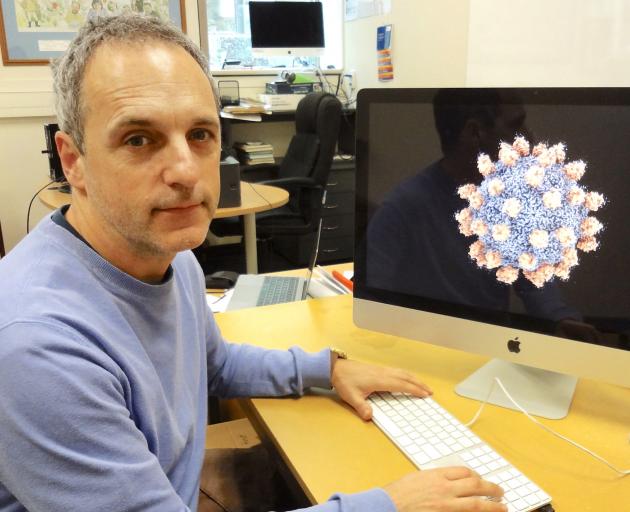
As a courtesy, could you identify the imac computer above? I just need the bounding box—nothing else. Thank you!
[353,88,630,419]
[248,1,325,57]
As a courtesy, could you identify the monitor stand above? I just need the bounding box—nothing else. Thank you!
[455,359,578,419]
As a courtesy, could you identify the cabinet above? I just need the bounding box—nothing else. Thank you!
[273,158,355,265]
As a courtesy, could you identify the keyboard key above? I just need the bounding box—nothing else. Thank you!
[513,498,528,511]
[423,445,441,460]
[412,452,431,465]
[525,494,540,506]
[397,435,413,447]
[371,408,403,437]
[407,444,420,455]
[504,490,519,502]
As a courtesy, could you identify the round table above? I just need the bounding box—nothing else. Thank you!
[38,181,289,274]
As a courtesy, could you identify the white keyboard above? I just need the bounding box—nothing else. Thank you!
[368,392,552,512]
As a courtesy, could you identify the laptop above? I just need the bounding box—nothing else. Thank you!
[226,220,322,311]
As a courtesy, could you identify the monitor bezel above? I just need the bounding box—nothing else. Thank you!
[353,87,630,389]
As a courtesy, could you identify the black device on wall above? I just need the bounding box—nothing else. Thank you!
[42,123,65,183]
[249,1,325,55]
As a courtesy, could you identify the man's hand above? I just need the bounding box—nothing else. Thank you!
[330,358,432,420]
[384,467,507,512]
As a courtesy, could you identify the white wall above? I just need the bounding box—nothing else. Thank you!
[344,0,471,90]
[466,0,630,87]
[344,0,630,92]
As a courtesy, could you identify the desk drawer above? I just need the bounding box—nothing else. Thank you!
[321,214,354,238]
[326,169,355,192]
[273,232,353,265]
[323,191,354,215]
[318,236,354,262]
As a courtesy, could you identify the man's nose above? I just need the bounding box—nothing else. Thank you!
[162,137,199,189]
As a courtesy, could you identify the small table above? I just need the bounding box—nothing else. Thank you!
[38,181,289,274]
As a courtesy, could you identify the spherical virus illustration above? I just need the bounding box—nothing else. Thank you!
[455,136,607,288]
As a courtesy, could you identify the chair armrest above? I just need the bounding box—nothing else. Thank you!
[259,177,321,190]
[240,164,279,183]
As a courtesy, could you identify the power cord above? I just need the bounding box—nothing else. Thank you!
[246,181,273,209]
[314,66,336,96]
[27,180,55,234]
[465,377,630,476]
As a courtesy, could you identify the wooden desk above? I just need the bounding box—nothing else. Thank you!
[215,295,630,511]
[38,181,289,274]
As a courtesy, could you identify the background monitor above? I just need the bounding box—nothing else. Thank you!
[353,87,630,419]
[249,1,325,57]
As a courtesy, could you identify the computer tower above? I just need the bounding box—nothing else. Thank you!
[43,123,64,182]
[218,156,241,208]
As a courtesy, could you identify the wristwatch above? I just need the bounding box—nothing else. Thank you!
[330,347,348,372]
[330,347,348,361]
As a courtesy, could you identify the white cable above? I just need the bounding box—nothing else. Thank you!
[465,377,630,476]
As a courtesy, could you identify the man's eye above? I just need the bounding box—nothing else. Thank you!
[125,135,150,147]
[189,129,211,141]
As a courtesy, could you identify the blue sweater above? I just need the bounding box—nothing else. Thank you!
[0,215,394,512]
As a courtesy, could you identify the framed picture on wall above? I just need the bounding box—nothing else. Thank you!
[0,0,186,65]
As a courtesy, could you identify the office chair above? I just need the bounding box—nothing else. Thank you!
[211,92,342,258]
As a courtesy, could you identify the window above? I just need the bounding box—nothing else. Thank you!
[204,0,343,71]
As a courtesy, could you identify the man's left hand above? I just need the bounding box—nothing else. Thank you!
[330,358,433,421]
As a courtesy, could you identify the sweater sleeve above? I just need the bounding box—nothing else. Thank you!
[0,321,190,512]
[294,489,397,512]
[206,310,331,397]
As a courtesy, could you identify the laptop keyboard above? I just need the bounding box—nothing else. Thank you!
[369,392,552,512]
[256,277,301,306]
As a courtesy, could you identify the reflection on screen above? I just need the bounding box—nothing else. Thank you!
[363,89,629,350]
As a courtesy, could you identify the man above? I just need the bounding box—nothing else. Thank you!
[0,16,505,512]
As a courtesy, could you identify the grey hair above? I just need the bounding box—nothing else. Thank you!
[51,14,219,154]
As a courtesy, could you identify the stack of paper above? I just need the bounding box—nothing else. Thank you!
[258,94,303,112]
[234,141,275,166]
[222,101,268,115]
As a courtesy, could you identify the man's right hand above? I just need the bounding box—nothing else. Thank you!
[383,466,506,512]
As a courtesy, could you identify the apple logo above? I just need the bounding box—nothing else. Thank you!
[507,336,521,353]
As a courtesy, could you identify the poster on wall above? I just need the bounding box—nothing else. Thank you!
[345,0,391,22]
[376,24,393,81]
[0,0,185,65]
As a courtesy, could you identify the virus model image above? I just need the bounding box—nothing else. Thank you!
[455,136,606,288]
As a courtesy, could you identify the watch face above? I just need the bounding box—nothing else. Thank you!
[331,348,348,359]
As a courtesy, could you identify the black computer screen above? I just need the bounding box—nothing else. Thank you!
[354,88,630,349]
[249,1,325,49]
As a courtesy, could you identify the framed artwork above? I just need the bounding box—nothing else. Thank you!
[0,0,186,65]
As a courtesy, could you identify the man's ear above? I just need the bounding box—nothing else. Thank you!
[55,131,85,190]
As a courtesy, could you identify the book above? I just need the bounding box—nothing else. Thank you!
[244,153,274,160]
[258,94,303,111]
[222,101,268,114]
[242,157,275,165]
[235,142,273,152]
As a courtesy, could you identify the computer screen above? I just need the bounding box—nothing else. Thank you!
[248,1,325,56]
[353,88,630,419]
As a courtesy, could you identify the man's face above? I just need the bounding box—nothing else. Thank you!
[77,41,220,258]
[481,102,530,159]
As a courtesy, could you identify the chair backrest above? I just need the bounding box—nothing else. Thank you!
[278,92,342,186]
